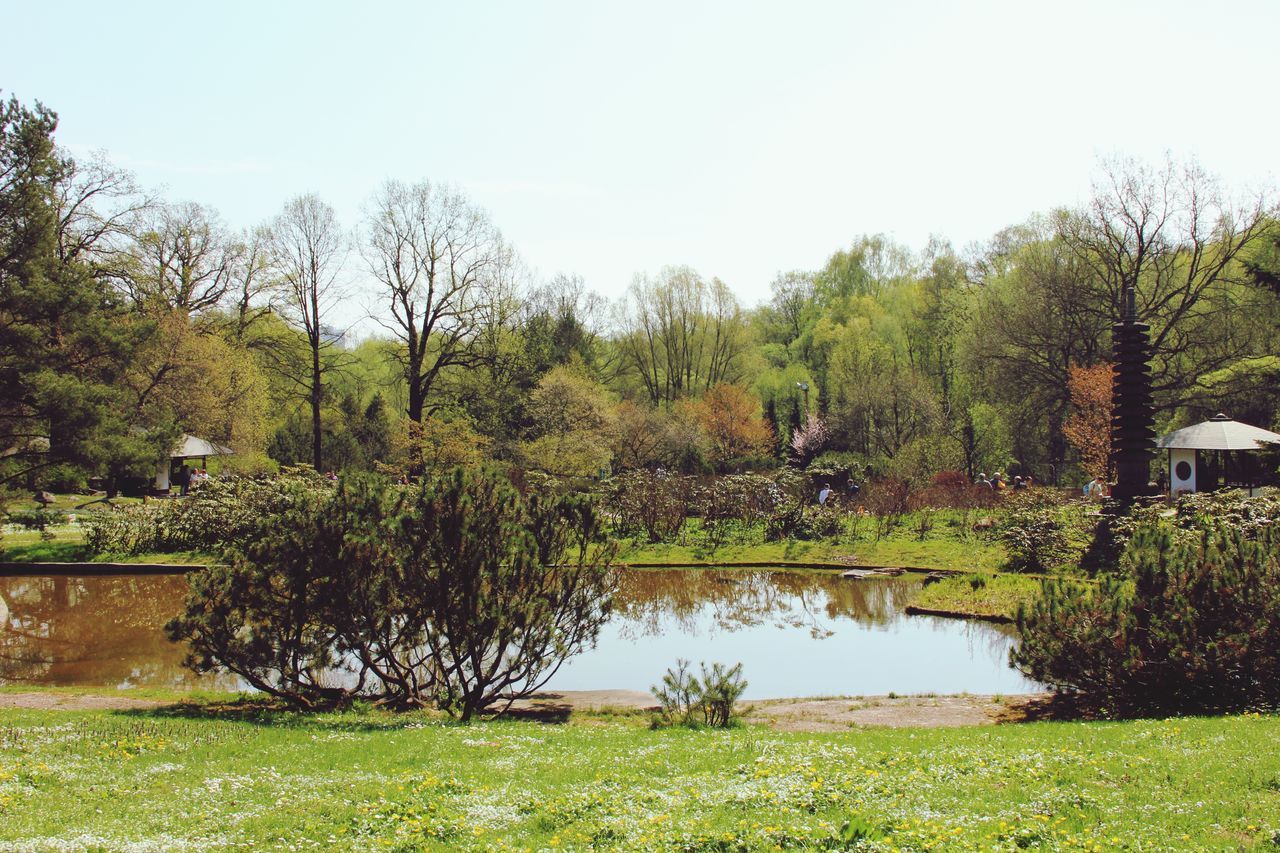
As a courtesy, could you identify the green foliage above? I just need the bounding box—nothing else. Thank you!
[652,659,747,728]
[83,469,328,555]
[0,95,154,490]
[998,508,1072,573]
[1014,516,1280,715]
[167,466,617,720]
[165,478,353,707]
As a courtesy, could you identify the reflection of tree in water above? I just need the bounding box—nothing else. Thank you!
[0,575,234,689]
[610,570,921,640]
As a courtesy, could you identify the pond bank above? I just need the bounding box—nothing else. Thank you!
[0,687,1052,730]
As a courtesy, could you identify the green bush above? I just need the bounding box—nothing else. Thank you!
[999,507,1072,573]
[652,659,747,728]
[83,468,328,555]
[1013,518,1280,715]
[168,467,617,720]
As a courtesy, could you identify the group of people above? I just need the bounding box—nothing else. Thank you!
[975,471,1031,491]
[173,464,210,496]
[817,479,861,505]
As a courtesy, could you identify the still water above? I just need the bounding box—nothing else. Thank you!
[544,570,1040,698]
[0,569,1041,697]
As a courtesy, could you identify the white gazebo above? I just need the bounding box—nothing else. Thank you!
[153,434,234,493]
[1156,414,1280,497]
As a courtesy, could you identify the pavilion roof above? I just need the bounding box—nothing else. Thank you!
[171,434,233,459]
[1156,414,1280,451]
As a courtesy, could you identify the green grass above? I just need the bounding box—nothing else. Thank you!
[0,529,92,562]
[2,704,1280,849]
[619,531,1005,572]
[909,574,1047,621]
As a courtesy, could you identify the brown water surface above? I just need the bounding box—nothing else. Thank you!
[0,574,235,690]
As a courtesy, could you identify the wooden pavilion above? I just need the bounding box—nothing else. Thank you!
[1156,414,1280,497]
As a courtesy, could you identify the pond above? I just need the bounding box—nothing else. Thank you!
[0,569,1042,698]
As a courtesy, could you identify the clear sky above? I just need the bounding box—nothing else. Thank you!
[5,0,1277,317]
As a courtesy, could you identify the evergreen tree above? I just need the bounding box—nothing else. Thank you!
[0,95,154,490]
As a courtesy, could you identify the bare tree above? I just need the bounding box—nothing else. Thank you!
[1060,156,1274,405]
[270,194,347,470]
[224,224,275,340]
[362,179,510,421]
[51,150,152,283]
[123,201,236,314]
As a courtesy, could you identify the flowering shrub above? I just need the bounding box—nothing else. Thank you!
[83,468,329,555]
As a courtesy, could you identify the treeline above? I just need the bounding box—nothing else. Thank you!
[4,93,1280,494]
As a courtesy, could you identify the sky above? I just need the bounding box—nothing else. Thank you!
[5,0,1277,326]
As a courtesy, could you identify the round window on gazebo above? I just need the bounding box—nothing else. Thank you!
[1156,414,1280,497]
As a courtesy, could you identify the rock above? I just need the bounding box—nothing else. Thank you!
[33,491,55,505]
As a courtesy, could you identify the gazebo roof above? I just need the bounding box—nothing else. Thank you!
[171,434,233,459]
[1156,414,1280,451]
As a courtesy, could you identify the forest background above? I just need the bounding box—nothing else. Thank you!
[4,92,1280,496]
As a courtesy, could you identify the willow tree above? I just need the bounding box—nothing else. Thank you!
[617,266,748,407]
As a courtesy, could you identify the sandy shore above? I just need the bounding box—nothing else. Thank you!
[0,688,1054,729]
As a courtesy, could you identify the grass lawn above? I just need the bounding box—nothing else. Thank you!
[619,535,1005,573]
[908,574,1048,621]
[2,703,1279,849]
[0,528,210,565]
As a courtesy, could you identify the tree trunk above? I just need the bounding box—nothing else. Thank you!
[311,342,323,471]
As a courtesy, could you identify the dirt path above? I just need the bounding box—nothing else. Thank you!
[0,692,167,711]
[506,689,1051,729]
[0,689,1053,729]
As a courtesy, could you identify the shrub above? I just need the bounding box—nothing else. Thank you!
[999,508,1072,573]
[167,467,617,721]
[796,503,844,540]
[910,470,998,511]
[164,479,352,707]
[1013,518,1280,715]
[652,659,747,728]
[605,470,693,543]
[862,478,910,540]
[83,468,330,556]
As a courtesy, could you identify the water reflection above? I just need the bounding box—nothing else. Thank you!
[0,575,234,690]
[613,569,919,640]
[545,569,1042,699]
[0,570,1041,698]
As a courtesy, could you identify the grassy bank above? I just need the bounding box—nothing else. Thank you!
[2,704,1279,849]
[908,574,1046,621]
[618,535,1005,573]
